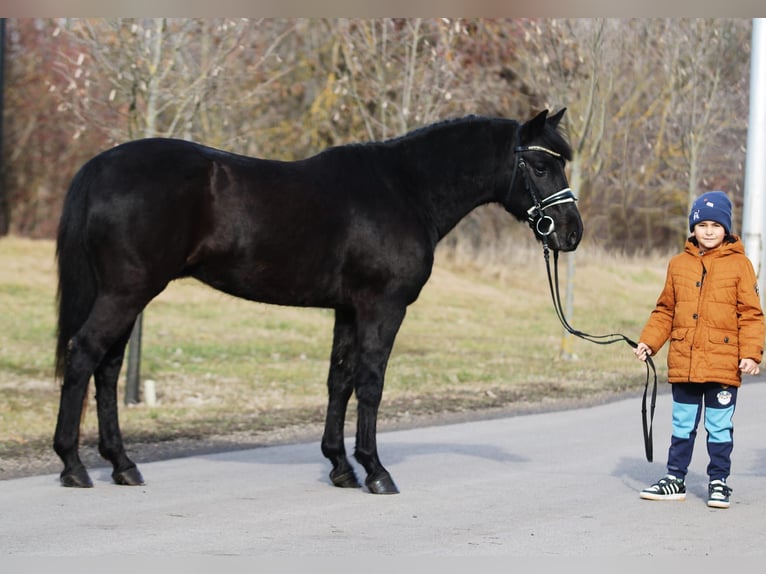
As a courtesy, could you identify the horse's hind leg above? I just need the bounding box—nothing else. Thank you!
[94,328,144,486]
[54,351,96,487]
[322,308,361,488]
[54,295,144,487]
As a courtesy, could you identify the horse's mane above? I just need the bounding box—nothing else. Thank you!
[311,113,572,179]
[381,115,513,146]
[379,113,572,161]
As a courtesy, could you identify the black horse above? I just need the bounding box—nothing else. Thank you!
[53,108,583,493]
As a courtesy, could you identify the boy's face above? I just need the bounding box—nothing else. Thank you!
[693,221,726,253]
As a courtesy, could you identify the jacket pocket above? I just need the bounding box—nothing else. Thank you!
[668,328,692,368]
[708,327,738,347]
[670,328,690,343]
[668,328,694,381]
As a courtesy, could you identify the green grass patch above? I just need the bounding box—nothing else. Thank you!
[0,235,670,457]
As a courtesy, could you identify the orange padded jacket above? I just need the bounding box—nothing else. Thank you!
[639,236,765,387]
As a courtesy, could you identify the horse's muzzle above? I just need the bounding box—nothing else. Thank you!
[548,218,583,252]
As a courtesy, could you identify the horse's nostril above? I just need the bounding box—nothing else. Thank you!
[569,230,581,247]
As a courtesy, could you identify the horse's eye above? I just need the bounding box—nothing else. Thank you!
[534,166,546,177]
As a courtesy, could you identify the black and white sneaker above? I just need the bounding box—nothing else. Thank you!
[639,474,686,501]
[707,479,732,509]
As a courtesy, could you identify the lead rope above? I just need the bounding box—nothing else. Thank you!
[542,244,658,462]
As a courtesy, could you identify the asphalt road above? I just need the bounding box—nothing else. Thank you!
[2,378,766,557]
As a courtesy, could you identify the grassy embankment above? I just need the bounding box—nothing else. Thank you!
[0,234,670,460]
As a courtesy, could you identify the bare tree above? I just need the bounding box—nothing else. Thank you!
[666,20,751,212]
[1,19,107,237]
[331,18,465,141]
[53,18,292,143]
[516,18,750,252]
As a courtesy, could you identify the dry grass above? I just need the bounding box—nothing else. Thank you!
[0,234,671,460]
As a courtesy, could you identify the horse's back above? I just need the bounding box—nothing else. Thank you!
[81,138,236,191]
[65,137,433,308]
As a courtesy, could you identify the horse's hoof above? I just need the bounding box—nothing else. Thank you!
[60,467,94,488]
[330,468,362,489]
[112,466,145,486]
[365,473,399,495]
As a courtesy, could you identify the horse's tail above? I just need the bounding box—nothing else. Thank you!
[54,163,97,381]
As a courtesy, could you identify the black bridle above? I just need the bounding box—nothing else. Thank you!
[506,144,578,240]
[510,143,657,462]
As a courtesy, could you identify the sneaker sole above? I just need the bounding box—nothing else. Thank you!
[639,492,686,501]
[707,500,730,509]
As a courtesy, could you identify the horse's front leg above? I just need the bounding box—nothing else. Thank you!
[353,304,406,494]
[321,308,361,488]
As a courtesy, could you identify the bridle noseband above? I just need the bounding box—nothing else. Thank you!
[506,144,577,241]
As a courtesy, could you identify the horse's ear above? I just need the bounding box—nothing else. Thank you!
[547,108,567,129]
[520,109,549,141]
[529,109,549,128]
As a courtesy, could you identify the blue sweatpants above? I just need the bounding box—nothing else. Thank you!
[666,382,737,481]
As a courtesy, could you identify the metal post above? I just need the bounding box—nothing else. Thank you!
[0,18,8,236]
[742,18,766,309]
[125,312,143,404]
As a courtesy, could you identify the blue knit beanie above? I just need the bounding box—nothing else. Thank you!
[688,191,732,235]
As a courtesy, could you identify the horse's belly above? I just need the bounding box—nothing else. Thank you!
[191,262,341,308]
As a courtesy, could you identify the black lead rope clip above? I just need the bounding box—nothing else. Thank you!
[542,245,658,462]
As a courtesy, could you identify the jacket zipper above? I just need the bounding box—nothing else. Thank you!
[688,261,708,379]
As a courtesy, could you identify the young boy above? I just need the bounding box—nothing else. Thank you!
[634,190,764,508]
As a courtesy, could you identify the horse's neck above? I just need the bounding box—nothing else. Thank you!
[397,120,513,242]
[433,181,497,242]
[404,154,502,242]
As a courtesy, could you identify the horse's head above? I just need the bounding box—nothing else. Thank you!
[502,108,583,252]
